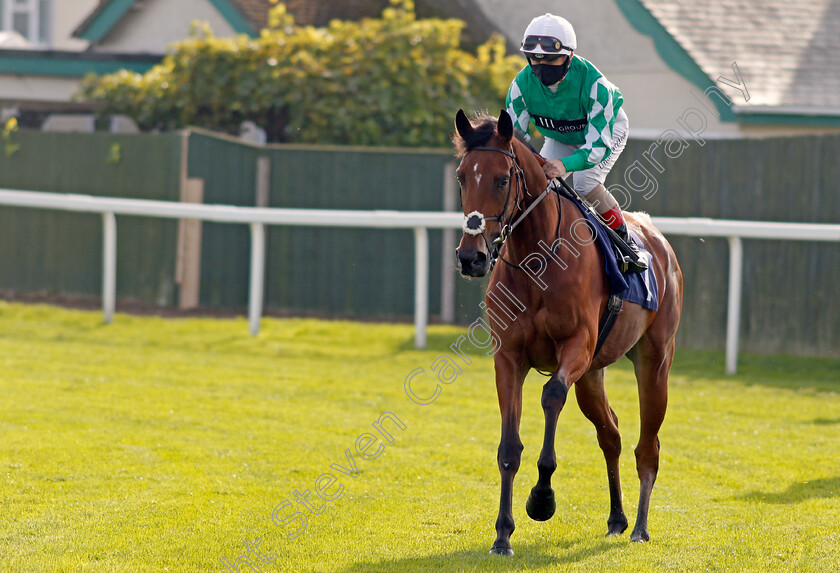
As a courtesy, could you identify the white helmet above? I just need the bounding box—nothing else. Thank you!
[520,13,576,57]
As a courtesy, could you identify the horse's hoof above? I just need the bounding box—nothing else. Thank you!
[525,487,556,521]
[607,514,628,536]
[630,528,650,542]
[489,545,514,556]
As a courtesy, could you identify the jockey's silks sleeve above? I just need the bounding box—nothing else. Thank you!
[505,55,624,173]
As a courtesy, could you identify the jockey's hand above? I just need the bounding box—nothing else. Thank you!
[543,159,567,179]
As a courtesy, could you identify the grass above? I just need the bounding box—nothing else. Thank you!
[0,301,838,572]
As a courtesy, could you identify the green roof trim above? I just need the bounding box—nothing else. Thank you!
[0,52,159,78]
[738,113,840,127]
[75,0,258,43]
[613,0,737,123]
[207,0,258,36]
[76,0,136,43]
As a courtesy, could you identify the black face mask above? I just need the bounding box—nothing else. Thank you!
[530,58,571,86]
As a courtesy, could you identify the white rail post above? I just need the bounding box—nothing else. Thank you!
[102,212,117,324]
[725,236,743,375]
[414,226,429,349]
[249,222,266,336]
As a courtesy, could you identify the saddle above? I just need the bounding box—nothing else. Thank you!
[552,178,647,274]
[550,181,659,357]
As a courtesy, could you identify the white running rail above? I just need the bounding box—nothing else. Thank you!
[2,188,839,374]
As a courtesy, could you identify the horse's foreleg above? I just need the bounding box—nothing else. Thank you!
[491,352,526,556]
[575,368,628,536]
[629,341,673,542]
[526,338,588,522]
[524,374,567,522]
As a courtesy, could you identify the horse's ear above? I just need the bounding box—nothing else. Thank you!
[455,109,474,140]
[497,109,513,143]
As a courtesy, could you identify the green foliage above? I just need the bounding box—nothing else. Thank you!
[106,143,122,164]
[3,116,20,157]
[76,0,522,147]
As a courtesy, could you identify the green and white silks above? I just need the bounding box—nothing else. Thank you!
[505,55,625,173]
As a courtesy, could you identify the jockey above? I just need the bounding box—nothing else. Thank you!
[506,13,647,273]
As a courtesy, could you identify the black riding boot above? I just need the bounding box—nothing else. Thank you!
[615,223,648,273]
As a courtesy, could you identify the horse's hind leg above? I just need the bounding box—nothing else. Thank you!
[628,338,674,542]
[574,368,628,536]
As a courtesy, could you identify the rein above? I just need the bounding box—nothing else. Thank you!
[462,145,562,272]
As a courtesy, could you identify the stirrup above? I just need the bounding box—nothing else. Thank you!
[618,253,648,274]
[615,224,648,274]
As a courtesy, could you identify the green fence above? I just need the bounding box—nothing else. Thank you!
[185,130,486,322]
[1,128,838,357]
[186,131,260,309]
[608,134,840,356]
[0,130,183,304]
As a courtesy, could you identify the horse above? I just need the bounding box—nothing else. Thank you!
[453,109,683,555]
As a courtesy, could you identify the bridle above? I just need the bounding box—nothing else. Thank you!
[462,146,522,243]
[460,144,561,271]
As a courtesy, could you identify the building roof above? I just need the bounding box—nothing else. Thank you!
[276,0,504,50]
[73,0,503,52]
[74,0,267,42]
[620,0,840,117]
[228,0,271,31]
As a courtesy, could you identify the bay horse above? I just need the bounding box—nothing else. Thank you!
[453,109,683,555]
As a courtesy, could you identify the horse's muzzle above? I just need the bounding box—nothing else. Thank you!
[457,247,490,277]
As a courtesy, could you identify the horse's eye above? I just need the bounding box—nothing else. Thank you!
[455,174,464,186]
[497,177,510,189]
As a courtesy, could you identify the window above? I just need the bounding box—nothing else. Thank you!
[0,0,50,46]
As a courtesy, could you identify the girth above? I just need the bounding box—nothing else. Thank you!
[593,294,623,358]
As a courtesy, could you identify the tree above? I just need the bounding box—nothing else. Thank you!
[77,0,522,147]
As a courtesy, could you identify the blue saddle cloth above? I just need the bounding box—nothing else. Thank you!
[564,193,659,311]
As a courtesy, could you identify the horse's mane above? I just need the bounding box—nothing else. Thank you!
[515,129,540,155]
[453,112,539,158]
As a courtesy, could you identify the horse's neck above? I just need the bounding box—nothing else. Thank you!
[504,151,563,263]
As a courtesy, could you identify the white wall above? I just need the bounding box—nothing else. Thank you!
[51,0,98,50]
[0,74,80,101]
[94,0,237,53]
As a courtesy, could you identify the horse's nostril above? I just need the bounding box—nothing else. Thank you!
[458,249,488,274]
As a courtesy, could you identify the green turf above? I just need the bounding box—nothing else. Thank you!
[1,301,838,572]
